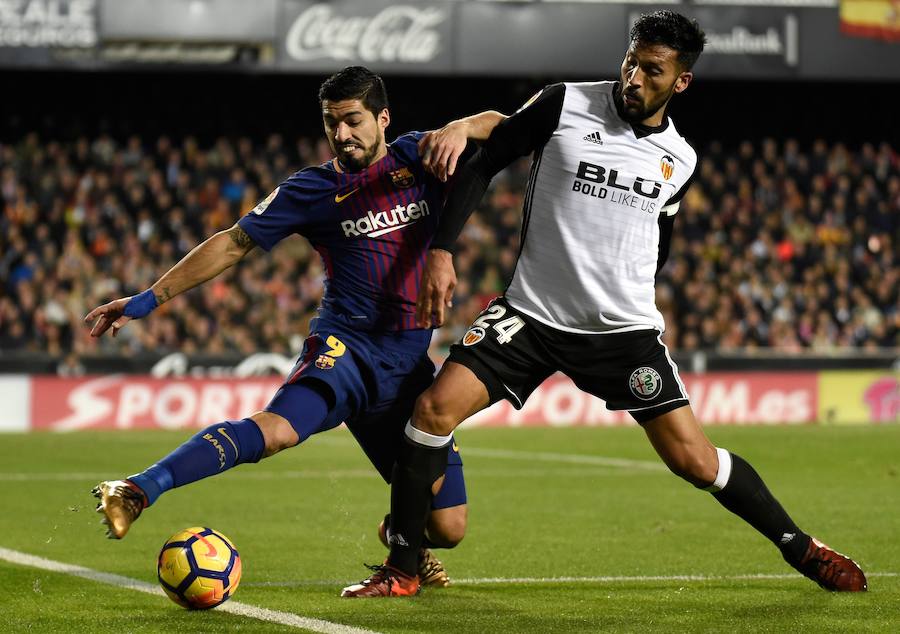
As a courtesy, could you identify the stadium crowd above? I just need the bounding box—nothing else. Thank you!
[0,131,897,364]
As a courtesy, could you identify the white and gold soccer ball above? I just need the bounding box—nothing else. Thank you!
[157,526,242,609]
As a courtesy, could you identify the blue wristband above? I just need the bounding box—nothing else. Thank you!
[122,289,159,319]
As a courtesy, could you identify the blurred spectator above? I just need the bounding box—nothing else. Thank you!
[0,132,897,364]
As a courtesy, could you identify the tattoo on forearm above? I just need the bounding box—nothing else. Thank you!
[154,287,172,305]
[227,225,256,250]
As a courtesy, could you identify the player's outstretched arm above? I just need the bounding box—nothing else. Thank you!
[84,224,257,338]
[419,110,506,182]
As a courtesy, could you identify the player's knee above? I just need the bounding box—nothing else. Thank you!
[413,390,460,436]
[251,412,300,457]
[427,508,467,549]
[666,448,718,487]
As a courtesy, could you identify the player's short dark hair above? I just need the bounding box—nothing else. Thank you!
[630,10,706,71]
[318,66,389,116]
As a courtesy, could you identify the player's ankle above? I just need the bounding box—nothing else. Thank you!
[779,532,811,566]
[388,554,419,578]
[126,465,172,507]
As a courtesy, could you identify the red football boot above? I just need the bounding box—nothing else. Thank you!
[793,537,868,592]
[340,563,420,598]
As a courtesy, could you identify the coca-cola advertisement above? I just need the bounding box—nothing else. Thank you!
[278,0,454,71]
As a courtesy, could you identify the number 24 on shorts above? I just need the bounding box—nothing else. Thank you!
[469,304,524,345]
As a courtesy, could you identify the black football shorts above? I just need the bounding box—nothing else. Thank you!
[447,296,690,424]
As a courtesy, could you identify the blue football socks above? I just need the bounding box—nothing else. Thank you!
[128,418,266,506]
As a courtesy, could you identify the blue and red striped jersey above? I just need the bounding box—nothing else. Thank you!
[238,132,447,332]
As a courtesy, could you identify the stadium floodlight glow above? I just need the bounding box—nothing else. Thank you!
[189,0,208,16]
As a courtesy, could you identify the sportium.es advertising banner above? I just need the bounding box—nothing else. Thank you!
[818,371,900,425]
[28,376,282,431]
[21,372,820,431]
[465,372,818,428]
[8,371,898,431]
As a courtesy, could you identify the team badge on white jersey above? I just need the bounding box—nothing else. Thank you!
[629,367,662,400]
[660,155,675,180]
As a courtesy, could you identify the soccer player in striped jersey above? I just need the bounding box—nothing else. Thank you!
[86,66,504,591]
[344,12,867,596]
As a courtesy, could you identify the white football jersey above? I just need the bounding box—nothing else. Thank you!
[505,81,697,333]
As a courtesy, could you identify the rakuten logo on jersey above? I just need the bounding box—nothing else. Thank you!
[341,200,430,238]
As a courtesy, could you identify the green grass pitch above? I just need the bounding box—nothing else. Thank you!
[1,424,898,633]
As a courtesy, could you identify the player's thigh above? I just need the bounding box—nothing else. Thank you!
[564,329,690,423]
[266,323,365,441]
[414,361,492,435]
[642,405,718,486]
[347,402,413,482]
[437,297,555,426]
[346,354,435,480]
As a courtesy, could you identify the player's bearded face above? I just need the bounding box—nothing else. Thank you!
[322,99,390,172]
[618,42,690,125]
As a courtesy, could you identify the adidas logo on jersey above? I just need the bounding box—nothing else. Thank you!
[340,200,431,238]
[583,131,603,145]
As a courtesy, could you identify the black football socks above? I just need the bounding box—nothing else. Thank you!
[706,449,810,564]
[388,423,452,576]
[382,513,440,550]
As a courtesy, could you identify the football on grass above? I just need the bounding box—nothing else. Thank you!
[157,526,242,609]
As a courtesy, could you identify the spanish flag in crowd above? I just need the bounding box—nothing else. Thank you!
[840,0,900,41]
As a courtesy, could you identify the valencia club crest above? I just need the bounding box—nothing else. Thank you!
[660,155,675,181]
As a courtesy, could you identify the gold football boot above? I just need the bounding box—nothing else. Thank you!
[91,480,147,539]
[416,548,451,588]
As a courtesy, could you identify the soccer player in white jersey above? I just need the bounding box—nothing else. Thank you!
[341,11,867,597]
